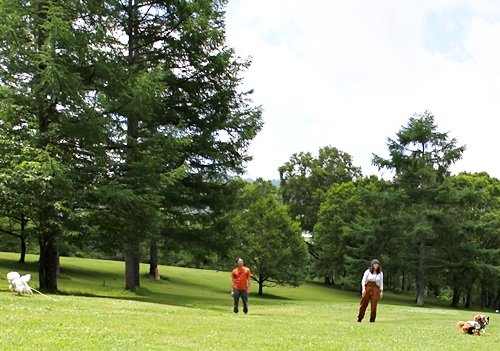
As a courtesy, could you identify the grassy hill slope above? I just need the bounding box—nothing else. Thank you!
[0,252,497,350]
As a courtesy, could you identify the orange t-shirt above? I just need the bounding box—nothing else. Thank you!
[231,267,251,290]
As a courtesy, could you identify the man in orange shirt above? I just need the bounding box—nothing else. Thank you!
[231,258,251,314]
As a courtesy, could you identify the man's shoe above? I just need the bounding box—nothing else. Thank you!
[357,318,362,322]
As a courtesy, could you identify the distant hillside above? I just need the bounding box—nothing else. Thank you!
[243,178,280,187]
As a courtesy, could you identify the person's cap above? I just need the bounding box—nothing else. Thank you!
[371,259,380,265]
[235,257,243,263]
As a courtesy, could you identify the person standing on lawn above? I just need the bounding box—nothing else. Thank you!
[231,258,251,314]
[357,259,383,323]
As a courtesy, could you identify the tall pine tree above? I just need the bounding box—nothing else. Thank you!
[373,111,465,306]
[0,0,112,291]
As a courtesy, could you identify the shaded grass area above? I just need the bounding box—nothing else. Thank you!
[0,252,498,350]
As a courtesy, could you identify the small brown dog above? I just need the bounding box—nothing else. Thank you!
[457,314,489,335]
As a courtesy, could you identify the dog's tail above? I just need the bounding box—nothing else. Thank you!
[20,274,31,283]
[457,321,466,328]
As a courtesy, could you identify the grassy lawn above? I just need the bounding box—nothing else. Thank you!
[0,252,498,350]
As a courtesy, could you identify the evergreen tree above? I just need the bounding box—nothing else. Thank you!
[444,172,500,308]
[96,0,262,290]
[0,0,262,292]
[0,0,111,291]
[373,111,465,306]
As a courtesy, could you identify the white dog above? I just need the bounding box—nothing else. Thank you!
[14,275,33,295]
[7,271,21,291]
[7,272,33,295]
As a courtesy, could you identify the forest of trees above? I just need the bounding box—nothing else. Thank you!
[0,0,263,292]
[0,1,498,309]
[279,112,499,308]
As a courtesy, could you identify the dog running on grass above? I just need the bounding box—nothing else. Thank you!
[457,314,489,335]
[6,272,33,296]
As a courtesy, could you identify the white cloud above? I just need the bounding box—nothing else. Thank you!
[225,0,500,180]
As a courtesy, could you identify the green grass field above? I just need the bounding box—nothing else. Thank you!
[0,252,497,350]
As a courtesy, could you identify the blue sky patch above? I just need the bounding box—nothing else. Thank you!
[423,5,471,60]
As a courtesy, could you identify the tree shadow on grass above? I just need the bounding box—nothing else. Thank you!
[57,286,239,311]
[253,293,291,300]
[54,275,292,313]
[0,258,38,273]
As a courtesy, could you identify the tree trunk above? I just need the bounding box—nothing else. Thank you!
[123,1,141,291]
[416,233,425,307]
[19,214,28,263]
[125,239,140,290]
[134,248,140,287]
[19,238,27,263]
[38,231,59,291]
[465,290,471,308]
[258,276,264,295]
[433,284,439,297]
[452,287,460,307]
[480,279,486,309]
[149,240,160,280]
[36,1,58,293]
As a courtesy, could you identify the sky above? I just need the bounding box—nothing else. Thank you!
[224,0,500,181]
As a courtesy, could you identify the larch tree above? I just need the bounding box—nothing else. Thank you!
[0,0,112,291]
[372,111,465,306]
[95,0,262,290]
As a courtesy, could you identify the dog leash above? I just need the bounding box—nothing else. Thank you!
[30,287,57,302]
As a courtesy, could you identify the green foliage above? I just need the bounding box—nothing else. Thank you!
[440,172,500,306]
[314,182,362,280]
[94,0,262,289]
[0,0,262,291]
[309,112,499,308]
[372,111,467,306]
[0,0,115,290]
[373,111,465,193]
[279,146,362,234]
[231,181,309,294]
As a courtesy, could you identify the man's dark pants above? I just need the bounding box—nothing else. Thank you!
[233,289,248,313]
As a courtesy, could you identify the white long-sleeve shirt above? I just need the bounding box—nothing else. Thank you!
[361,269,383,291]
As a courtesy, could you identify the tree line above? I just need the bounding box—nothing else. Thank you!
[279,112,500,309]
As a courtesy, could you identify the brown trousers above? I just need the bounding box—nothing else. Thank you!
[358,282,380,322]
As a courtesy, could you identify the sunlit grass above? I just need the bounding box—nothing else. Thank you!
[0,252,498,350]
